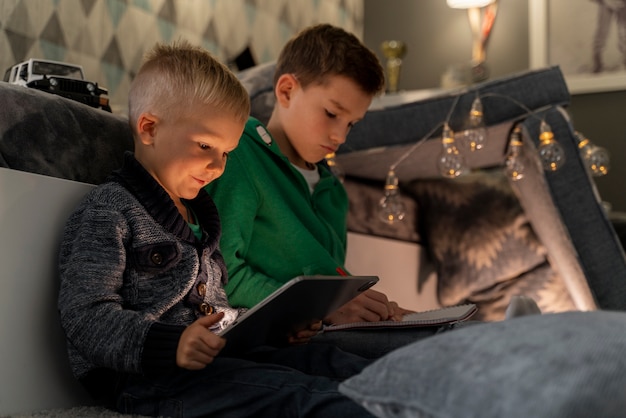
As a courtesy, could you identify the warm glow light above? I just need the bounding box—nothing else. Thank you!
[538,121,566,172]
[378,90,571,225]
[438,123,468,178]
[574,131,610,177]
[446,0,495,8]
[461,96,487,151]
[378,170,406,224]
[505,125,525,181]
[325,152,344,182]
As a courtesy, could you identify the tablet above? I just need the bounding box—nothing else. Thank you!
[218,275,379,355]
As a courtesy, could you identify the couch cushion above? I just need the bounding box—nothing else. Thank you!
[0,81,133,184]
[339,310,626,418]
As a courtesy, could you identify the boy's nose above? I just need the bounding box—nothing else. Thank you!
[208,158,226,176]
[330,129,349,145]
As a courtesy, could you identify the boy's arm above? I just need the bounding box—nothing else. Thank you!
[206,154,285,308]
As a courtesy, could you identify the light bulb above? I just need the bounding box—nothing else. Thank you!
[504,125,525,181]
[586,146,610,177]
[538,121,566,171]
[461,96,487,152]
[574,131,610,177]
[438,123,468,178]
[378,170,406,224]
[325,152,345,182]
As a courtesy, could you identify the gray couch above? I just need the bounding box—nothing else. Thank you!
[2,63,626,417]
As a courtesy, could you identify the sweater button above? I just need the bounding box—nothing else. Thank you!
[200,303,214,315]
[150,252,163,265]
[197,283,207,297]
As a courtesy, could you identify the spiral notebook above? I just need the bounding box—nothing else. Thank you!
[322,303,477,332]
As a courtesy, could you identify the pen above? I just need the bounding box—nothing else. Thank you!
[336,266,348,277]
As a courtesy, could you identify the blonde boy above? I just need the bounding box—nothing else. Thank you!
[58,40,375,417]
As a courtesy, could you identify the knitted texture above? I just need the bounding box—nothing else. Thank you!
[58,153,241,380]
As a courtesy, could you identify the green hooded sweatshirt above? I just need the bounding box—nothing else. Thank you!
[205,117,349,308]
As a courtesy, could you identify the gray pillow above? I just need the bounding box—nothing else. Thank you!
[403,170,549,307]
[236,61,276,125]
[0,81,133,184]
[339,311,626,418]
[403,170,576,322]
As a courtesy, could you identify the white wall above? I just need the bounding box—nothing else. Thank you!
[345,232,440,312]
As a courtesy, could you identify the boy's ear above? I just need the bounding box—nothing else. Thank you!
[136,113,159,145]
[275,74,299,107]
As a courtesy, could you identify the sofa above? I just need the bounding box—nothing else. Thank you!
[2,63,626,417]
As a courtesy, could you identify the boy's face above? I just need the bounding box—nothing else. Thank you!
[274,74,372,166]
[135,107,244,204]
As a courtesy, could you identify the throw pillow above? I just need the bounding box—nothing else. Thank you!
[339,311,626,418]
[402,170,575,319]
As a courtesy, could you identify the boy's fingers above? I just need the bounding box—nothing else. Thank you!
[360,292,391,320]
[195,311,225,327]
[309,320,323,331]
[362,289,388,303]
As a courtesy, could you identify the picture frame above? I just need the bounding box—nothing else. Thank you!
[529,0,626,94]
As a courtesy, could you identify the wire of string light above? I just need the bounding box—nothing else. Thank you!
[376,89,607,224]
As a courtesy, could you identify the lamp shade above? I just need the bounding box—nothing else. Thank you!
[447,0,494,8]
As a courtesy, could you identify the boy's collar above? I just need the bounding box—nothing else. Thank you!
[109,152,221,247]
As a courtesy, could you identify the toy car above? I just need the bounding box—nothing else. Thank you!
[3,58,112,112]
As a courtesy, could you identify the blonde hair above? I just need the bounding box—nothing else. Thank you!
[129,40,250,131]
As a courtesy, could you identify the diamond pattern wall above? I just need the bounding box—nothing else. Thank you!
[0,0,363,113]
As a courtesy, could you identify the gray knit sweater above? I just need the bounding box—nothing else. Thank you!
[58,153,241,385]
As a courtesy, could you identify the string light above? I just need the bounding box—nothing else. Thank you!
[538,120,566,171]
[574,131,610,177]
[374,88,576,223]
[438,123,468,178]
[378,170,406,224]
[461,96,487,151]
[504,125,525,181]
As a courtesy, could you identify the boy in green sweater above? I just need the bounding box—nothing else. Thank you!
[206,24,540,358]
[205,24,414,333]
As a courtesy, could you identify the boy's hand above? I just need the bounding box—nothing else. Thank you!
[324,289,413,325]
[177,312,226,370]
[388,302,415,321]
[287,320,323,345]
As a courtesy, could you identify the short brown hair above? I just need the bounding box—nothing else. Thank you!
[129,40,250,128]
[274,24,385,96]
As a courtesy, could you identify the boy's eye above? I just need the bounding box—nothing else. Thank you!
[325,109,336,118]
[199,143,210,150]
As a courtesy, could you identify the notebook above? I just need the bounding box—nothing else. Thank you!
[218,275,379,354]
[322,303,477,332]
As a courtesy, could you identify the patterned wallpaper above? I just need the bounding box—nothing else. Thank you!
[0,0,363,113]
